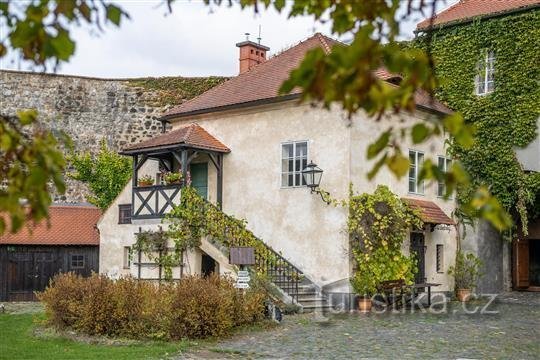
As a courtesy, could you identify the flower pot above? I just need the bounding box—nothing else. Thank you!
[456,288,471,302]
[357,297,372,313]
[138,182,153,187]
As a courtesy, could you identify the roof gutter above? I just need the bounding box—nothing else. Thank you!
[160,93,302,121]
[414,3,539,34]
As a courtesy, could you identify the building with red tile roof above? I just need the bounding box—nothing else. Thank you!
[162,33,451,120]
[0,204,101,246]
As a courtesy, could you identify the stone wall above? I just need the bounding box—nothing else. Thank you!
[0,70,225,202]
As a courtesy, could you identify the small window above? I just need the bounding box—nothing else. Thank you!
[437,156,452,197]
[118,204,132,224]
[408,150,425,194]
[71,254,85,269]
[436,244,444,273]
[475,50,495,95]
[123,246,131,269]
[281,141,308,188]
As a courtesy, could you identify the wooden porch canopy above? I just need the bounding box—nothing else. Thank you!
[120,123,230,207]
[402,198,455,227]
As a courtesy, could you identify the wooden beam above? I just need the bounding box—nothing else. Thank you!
[181,149,188,183]
[187,151,199,166]
[217,153,223,209]
[135,154,148,172]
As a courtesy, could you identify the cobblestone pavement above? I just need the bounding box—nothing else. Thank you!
[178,294,540,359]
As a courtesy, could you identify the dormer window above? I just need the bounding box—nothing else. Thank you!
[475,50,495,95]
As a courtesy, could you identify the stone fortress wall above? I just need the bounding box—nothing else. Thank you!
[0,70,225,202]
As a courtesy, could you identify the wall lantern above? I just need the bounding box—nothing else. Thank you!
[301,161,331,204]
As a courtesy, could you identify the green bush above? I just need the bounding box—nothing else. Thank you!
[39,273,265,340]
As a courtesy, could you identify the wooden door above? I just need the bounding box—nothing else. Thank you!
[7,251,35,301]
[410,232,426,284]
[513,238,529,289]
[190,163,208,199]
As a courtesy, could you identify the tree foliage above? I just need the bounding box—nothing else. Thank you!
[69,140,132,210]
[0,110,67,234]
[414,10,540,233]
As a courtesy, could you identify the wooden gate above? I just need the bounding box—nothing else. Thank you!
[0,245,99,301]
[6,249,57,301]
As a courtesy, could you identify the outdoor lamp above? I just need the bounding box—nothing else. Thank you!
[301,161,330,204]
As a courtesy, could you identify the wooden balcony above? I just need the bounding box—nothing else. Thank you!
[132,184,182,220]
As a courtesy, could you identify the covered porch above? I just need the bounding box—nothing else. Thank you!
[120,123,230,220]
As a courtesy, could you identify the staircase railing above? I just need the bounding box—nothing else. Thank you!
[255,244,302,302]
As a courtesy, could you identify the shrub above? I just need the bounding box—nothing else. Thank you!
[39,273,265,340]
[448,251,483,291]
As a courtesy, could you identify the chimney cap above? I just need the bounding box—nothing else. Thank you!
[235,40,270,51]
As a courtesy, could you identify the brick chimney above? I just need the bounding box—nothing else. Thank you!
[235,39,269,74]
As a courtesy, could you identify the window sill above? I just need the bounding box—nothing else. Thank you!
[408,192,425,196]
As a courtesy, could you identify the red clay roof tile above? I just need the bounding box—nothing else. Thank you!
[163,33,451,119]
[0,205,101,246]
[417,0,539,30]
[122,123,230,153]
[402,198,455,225]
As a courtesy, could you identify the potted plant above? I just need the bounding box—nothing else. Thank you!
[350,251,381,313]
[448,251,483,302]
[137,175,154,187]
[162,171,183,185]
[351,271,377,312]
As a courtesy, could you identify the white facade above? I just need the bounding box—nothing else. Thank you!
[99,100,457,293]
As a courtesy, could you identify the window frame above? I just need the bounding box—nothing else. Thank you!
[70,254,85,269]
[475,50,495,96]
[118,204,132,224]
[280,140,309,189]
[408,149,425,195]
[436,244,444,273]
[123,246,131,269]
[437,156,453,198]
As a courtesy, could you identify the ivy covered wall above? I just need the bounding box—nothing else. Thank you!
[416,9,540,228]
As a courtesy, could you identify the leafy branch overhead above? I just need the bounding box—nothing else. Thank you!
[0,0,129,69]
[0,111,68,234]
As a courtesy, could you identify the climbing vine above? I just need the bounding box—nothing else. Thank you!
[415,10,540,234]
[348,185,422,295]
[133,186,278,280]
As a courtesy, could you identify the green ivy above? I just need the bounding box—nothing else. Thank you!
[348,185,422,295]
[127,76,228,107]
[415,10,540,233]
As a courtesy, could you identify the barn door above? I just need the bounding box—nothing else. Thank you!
[514,239,529,289]
[7,251,35,301]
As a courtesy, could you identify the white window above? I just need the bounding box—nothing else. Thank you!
[437,156,452,197]
[281,141,308,187]
[409,150,424,194]
[123,246,131,269]
[475,50,495,95]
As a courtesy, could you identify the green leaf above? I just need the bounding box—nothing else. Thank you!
[367,130,391,159]
[411,123,430,144]
[49,29,75,61]
[386,152,409,178]
[106,5,123,26]
[17,109,38,125]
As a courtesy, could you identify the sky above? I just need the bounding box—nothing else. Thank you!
[0,0,457,78]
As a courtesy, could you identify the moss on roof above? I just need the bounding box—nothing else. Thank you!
[127,76,228,107]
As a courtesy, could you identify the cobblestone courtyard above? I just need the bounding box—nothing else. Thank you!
[180,293,540,359]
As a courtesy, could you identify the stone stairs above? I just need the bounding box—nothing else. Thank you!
[271,276,331,313]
